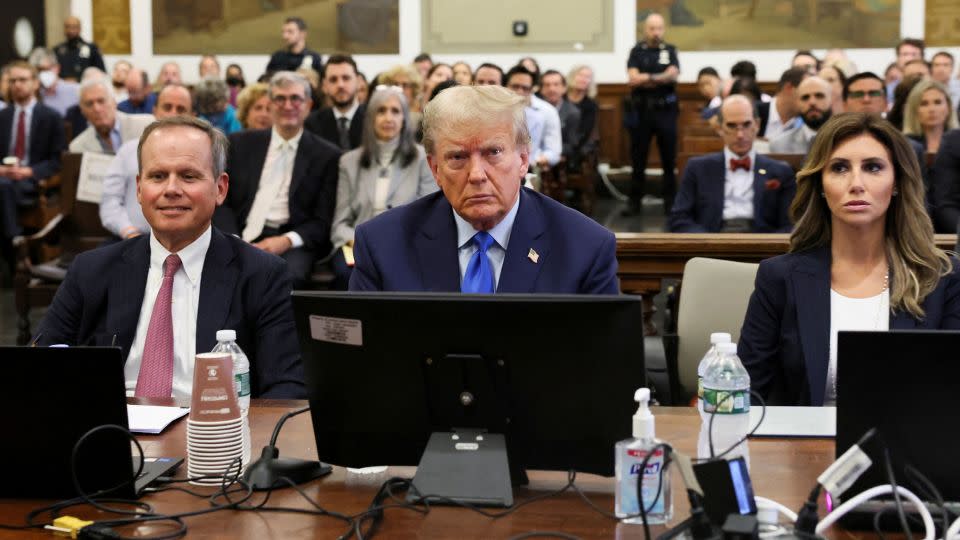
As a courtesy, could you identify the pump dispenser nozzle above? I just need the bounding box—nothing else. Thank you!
[633,388,655,439]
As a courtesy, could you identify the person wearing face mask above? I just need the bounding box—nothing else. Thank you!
[330,86,437,289]
[225,64,246,107]
[739,113,960,407]
[27,47,79,117]
[53,16,105,82]
[770,76,833,155]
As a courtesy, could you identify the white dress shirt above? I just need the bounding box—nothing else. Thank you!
[124,226,212,400]
[100,139,149,237]
[763,97,795,141]
[722,147,756,220]
[825,289,889,406]
[372,139,398,215]
[530,95,562,166]
[454,194,521,290]
[333,100,360,125]
[7,98,36,164]
[255,127,304,247]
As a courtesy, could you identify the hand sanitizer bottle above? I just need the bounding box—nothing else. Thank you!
[615,388,672,524]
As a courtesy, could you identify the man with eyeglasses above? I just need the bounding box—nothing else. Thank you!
[668,95,795,233]
[214,71,340,288]
[305,54,365,150]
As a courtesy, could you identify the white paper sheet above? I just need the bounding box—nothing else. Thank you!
[749,406,835,438]
[127,404,190,434]
[76,151,113,203]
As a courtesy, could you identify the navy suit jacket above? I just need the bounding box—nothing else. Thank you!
[34,228,305,398]
[668,153,796,233]
[933,129,960,233]
[304,104,366,150]
[216,128,340,253]
[349,188,620,294]
[0,102,65,182]
[738,246,960,406]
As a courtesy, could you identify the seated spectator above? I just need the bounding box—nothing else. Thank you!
[819,64,846,115]
[887,74,924,131]
[770,76,832,155]
[296,67,323,110]
[156,61,182,89]
[63,67,107,139]
[505,65,561,168]
[330,85,437,289]
[903,59,931,81]
[413,52,432,79]
[792,50,820,75]
[566,64,599,157]
[889,38,925,103]
[539,70,581,164]
[0,61,65,265]
[704,76,762,122]
[99,83,194,241]
[193,77,242,135]
[69,77,153,154]
[28,47,79,117]
[697,67,722,110]
[0,67,9,109]
[473,63,504,86]
[305,54,365,150]
[452,61,472,85]
[519,56,542,93]
[933,125,960,234]
[758,67,807,139]
[423,63,453,108]
[380,63,424,127]
[110,60,131,102]
[668,95,795,233]
[823,49,858,78]
[225,63,245,106]
[118,68,156,114]
[236,83,272,130]
[199,54,220,78]
[931,51,960,109]
[884,62,902,88]
[730,60,772,102]
[356,72,369,104]
[740,113,960,406]
[903,79,958,154]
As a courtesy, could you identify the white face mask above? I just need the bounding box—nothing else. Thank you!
[38,70,56,89]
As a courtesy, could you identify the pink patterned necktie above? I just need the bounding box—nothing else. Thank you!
[135,254,182,397]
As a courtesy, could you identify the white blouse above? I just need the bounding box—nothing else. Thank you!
[825,289,889,406]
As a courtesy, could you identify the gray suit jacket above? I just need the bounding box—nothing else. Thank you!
[769,125,816,154]
[331,145,437,249]
[68,111,154,154]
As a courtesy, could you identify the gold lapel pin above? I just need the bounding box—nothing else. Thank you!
[758,168,767,175]
[528,248,539,264]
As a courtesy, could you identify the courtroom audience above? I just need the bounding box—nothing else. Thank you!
[770,76,832,154]
[193,77,242,135]
[156,62,183,88]
[413,53,433,79]
[903,59,931,81]
[225,63,246,106]
[758,67,807,140]
[330,85,437,289]
[53,16,105,81]
[379,64,423,117]
[266,16,323,74]
[69,77,153,154]
[296,67,322,110]
[305,54,365,150]
[452,61,473,86]
[902,79,957,154]
[119,68,156,114]
[889,38,925,100]
[505,64,561,168]
[356,72,369,104]
[818,64,846,115]
[28,47,79,117]
[932,119,960,233]
[423,63,453,108]
[473,63,504,86]
[110,59,131,101]
[792,50,820,75]
[887,74,923,131]
[739,112,960,407]
[236,83,272,130]
[519,56,542,94]
[669,95,795,233]
[566,64,599,158]
[0,61,65,268]
[843,72,888,116]
[539,70,581,164]
[884,62,902,87]
[931,52,960,108]
[199,55,221,79]
[697,67,722,109]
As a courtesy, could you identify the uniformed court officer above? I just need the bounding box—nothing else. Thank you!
[54,16,106,82]
[623,12,680,216]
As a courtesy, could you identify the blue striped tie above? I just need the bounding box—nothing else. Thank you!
[461,232,495,293]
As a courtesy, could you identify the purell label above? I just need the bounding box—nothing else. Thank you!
[620,448,665,515]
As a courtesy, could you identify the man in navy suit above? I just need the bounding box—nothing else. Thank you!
[668,95,796,233]
[215,71,340,288]
[0,61,65,256]
[36,116,304,399]
[349,85,618,294]
[304,54,365,150]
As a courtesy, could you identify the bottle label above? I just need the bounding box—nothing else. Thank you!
[702,388,749,414]
[697,376,704,400]
[620,448,665,516]
[235,371,251,398]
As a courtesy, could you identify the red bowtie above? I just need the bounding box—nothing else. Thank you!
[729,156,751,172]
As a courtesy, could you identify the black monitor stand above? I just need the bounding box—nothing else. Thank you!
[408,429,514,507]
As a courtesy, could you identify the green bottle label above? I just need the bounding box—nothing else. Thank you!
[697,377,704,400]
[702,388,749,414]
[236,372,251,398]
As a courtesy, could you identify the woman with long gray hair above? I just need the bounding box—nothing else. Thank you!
[330,85,437,289]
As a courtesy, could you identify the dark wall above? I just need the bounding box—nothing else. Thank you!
[0,5,47,65]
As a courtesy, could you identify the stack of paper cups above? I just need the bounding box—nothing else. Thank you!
[187,353,250,486]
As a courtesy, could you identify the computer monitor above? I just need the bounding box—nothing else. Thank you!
[837,330,960,520]
[293,292,645,505]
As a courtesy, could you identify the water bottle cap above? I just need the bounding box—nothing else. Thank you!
[216,329,236,341]
[717,342,738,354]
[710,332,732,344]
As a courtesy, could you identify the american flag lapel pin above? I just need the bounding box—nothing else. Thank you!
[528,248,539,264]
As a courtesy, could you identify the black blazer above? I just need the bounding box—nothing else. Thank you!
[932,129,960,232]
[757,101,771,138]
[0,102,65,181]
[217,128,341,253]
[304,104,366,150]
[667,152,796,233]
[738,246,960,406]
[34,228,305,398]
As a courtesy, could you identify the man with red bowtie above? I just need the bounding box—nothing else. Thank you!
[668,95,796,233]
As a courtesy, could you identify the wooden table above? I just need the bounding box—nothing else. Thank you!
[0,401,836,539]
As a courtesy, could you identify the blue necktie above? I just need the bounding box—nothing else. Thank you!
[461,231,495,293]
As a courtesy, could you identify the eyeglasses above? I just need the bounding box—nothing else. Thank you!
[722,122,755,133]
[508,84,532,94]
[848,90,884,99]
[271,94,306,106]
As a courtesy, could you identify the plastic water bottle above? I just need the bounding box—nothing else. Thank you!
[700,342,751,462]
[697,332,731,420]
[211,330,250,414]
